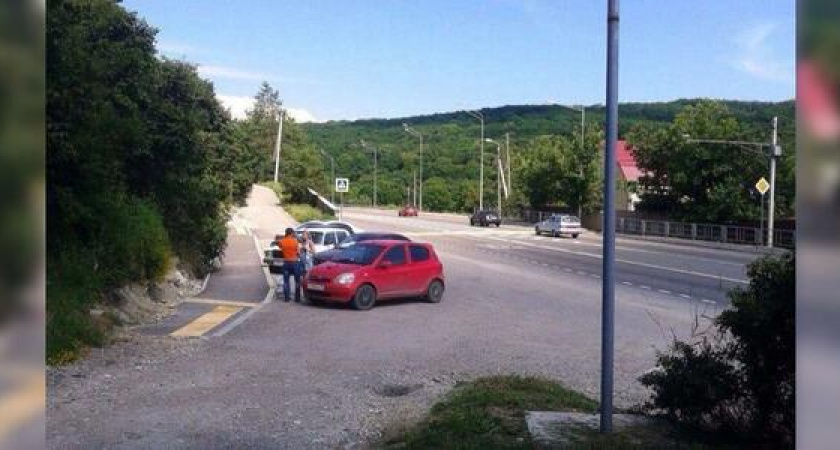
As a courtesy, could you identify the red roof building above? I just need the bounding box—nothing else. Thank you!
[616,140,643,182]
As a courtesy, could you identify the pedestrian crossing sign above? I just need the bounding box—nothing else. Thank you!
[335,178,349,193]
[755,177,769,195]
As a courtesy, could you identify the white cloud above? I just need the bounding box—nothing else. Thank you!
[216,95,254,120]
[216,95,318,123]
[733,22,792,83]
[286,107,318,123]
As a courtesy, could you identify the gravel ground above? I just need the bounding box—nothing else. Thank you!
[47,186,702,449]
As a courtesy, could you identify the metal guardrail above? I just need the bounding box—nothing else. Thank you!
[616,217,795,249]
[506,209,795,249]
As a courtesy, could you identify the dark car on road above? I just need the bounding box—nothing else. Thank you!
[303,240,445,310]
[398,205,418,217]
[470,210,501,227]
[312,232,411,265]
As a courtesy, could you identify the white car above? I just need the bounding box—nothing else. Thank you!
[535,214,582,238]
[295,220,361,235]
[264,227,352,262]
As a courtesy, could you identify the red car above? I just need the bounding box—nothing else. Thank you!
[302,240,444,310]
[398,205,418,217]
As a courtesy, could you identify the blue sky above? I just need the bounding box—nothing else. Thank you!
[123,0,795,122]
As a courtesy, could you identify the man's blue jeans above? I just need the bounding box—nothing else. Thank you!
[282,260,301,300]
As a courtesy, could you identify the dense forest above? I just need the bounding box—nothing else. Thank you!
[304,99,795,219]
[46,0,319,361]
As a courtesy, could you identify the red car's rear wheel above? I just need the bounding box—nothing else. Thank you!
[425,279,444,303]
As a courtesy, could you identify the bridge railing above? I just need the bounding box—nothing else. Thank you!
[504,209,794,249]
[615,217,794,249]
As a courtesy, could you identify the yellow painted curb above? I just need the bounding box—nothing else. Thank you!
[171,305,243,337]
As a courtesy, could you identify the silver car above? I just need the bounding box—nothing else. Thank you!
[535,214,582,238]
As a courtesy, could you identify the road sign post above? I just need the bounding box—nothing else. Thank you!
[755,177,769,245]
[335,178,349,221]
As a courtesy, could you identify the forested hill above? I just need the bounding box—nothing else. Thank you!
[300,99,793,212]
[303,99,794,142]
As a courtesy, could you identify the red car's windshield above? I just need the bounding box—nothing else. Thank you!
[332,243,385,265]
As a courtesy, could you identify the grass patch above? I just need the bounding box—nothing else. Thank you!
[383,375,727,449]
[383,375,596,449]
[285,203,335,222]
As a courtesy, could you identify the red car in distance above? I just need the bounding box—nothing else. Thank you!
[303,240,444,310]
[398,205,418,217]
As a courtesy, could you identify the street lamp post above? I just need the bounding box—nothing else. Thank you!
[551,102,587,217]
[360,140,378,207]
[318,149,336,205]
[273,109,285,183]
[684,116,782,248]
[601,0,620,433]
[485,138,504,218]
[403,124,424,211]
[466,110,485,210]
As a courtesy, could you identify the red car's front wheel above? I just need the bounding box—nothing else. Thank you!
[350,284,377,311]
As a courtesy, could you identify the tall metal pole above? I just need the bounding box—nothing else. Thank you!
[767,116,778,248]
[419,134,424,211]
[374,145,378,208]
[466,111,486,210]
[506,132,512,197]
[319,149,336,205]
[480,118,485,210]
[413,170,417,207]
[361,140,379,208]
[579,107,586,218]
[497,144,502,217]
[601,0,619,434]
[273,109,284,183]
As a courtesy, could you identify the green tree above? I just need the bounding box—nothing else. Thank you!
[629,101,772,222]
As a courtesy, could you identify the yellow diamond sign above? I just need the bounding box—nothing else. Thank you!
[755,177,770,195]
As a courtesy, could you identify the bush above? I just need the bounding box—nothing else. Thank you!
[98,198,172,286]
[46,247,106,364]
[640,253,795,446]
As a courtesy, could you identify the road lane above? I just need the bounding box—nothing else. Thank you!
[343,207,762,304]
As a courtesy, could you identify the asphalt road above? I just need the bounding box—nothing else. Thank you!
[343,207,758,305]
[47,187,764,449]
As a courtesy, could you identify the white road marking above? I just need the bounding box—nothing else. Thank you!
[640,285,651,290]
[478,235,749,285]
[657,289,672,295]
[621,281,633,286]
[701,299,716,305]
[678,294,692,299]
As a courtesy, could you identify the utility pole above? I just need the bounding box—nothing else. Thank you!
[506,132,512,197]
[273,109,284,183]
[318,149,336,205]
[768,116,778,248]
[413,170,417,207]
[485,139,503,217]
[578,106,586,218]
[466,111,485,210]
[403,124,424,211]
[361,140,378,208]
[601,0,619,434]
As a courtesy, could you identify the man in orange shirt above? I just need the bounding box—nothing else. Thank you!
[279,227,302,302]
